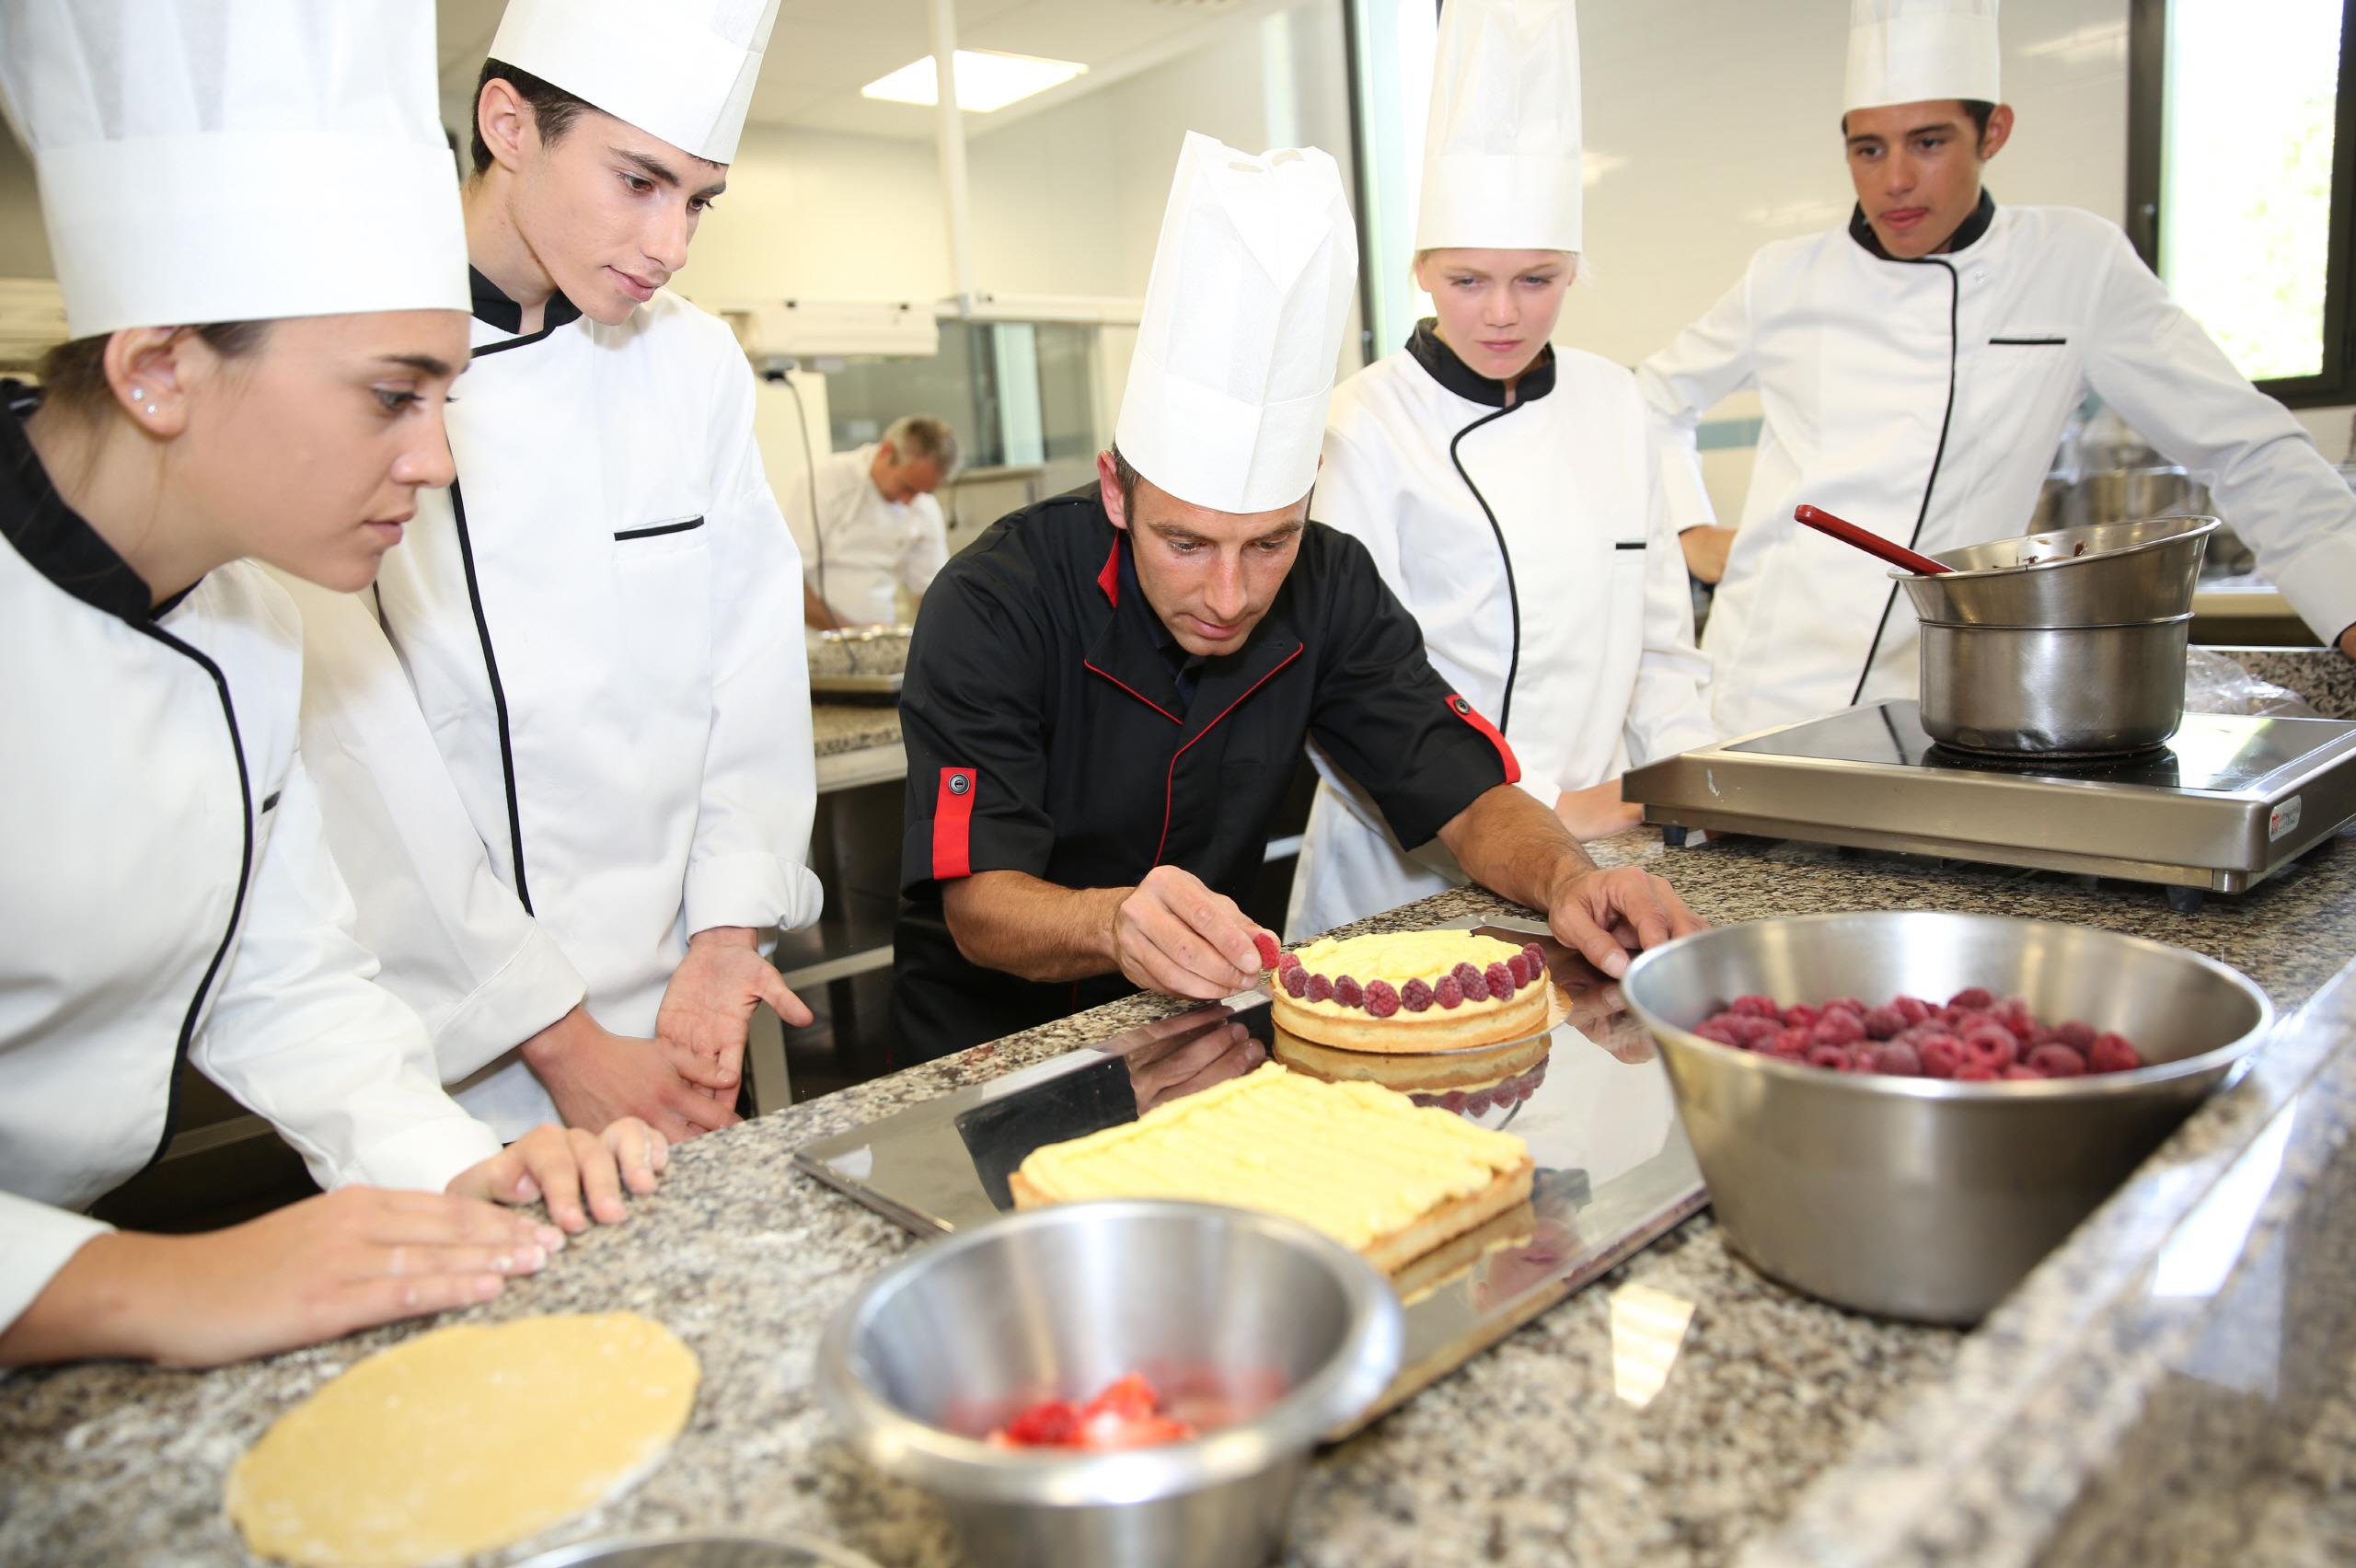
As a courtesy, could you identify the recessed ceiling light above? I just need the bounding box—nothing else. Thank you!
[861,49,1088,113]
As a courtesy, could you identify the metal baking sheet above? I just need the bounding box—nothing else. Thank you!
[807,671,905,698]
[793,919,1706,1431]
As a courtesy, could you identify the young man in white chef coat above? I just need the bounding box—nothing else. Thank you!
[1642,0,2356,738]
[280,0,826,1145]
[791,415,958,632]
[1288,0,1715,940]
[0,0,663,1369]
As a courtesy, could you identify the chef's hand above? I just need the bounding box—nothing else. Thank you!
[446,1119,669,1233]
[1110,866,1265,1000]
[1679,525,1736,584]
[1554,779,1644,841]
[0,1189,565,1369]
[657,927,813,1105]
[521,1004,740,1143]
[2338,622,2355,661]
[1542,864,1705,980]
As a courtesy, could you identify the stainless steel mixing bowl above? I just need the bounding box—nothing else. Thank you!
[1896,515,2218,627]
[815,1200,1403,1568]
[1916,613,2193,755]
[1622,913,2272,1323]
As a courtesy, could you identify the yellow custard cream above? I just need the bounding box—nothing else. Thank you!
[1285,931,1528,1018]
[1015,1063,1527,1251]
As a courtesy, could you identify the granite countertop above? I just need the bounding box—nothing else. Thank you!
[811,701,902,758]
[7,824,2356,1566]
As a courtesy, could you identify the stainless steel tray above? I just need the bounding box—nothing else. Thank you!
[808,670,905,698]
[793,920,1706,1432]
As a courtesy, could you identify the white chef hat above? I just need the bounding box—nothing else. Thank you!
[1844,0,2002,113]
[489,0,780,166]
[1416,0,1585,254]
[0,0,468,342]
[1115,132,1358,515]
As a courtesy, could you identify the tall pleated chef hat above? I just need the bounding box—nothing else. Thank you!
[1115,132,1358,515]
[1844,0,2002,113]
[0,0,468,342]
[1415,0,1585,254]
[489,0,781,166]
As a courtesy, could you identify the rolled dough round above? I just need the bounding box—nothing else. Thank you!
[226,1311,699,1567]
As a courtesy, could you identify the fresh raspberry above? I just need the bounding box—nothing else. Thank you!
[1401,977,1434,1012]
[1894,996,1934,1024]
[1464,1090,1495,1116]
[1731,994,1781,1020]
[1995,997,2035,1032]
[1730,1016,1780,1049]
[1781,1003,1821,1032]
[2055,1020,2096,1051]
[2026,1043,2087,1078]
[1826,997,1866,1020]
[1364,979,1400,1018]
[1862,1004,1908,1041]
[1461,970,1491,1003]
[1282,965,1309,998]
[1962,1024,2019,1069]
[1773,1026,1810,1055]
[2020,1021,2055,1049]
[1277,950,1303,975]
[2088,1032,2142,1074]
[1693,1020,1741,1048]
[1439,1090,1466,1111]
[1520,943,1547,977]
[1305,974,1333,1003]
[1866,1042,1923,1077]
[1811,1010,1866,1047]
[1955,1063,1998,1082]
[1484,963,1515,999]
[1333,975,1364,1009]
[2002,1064,2045,1080]
[1252,931,1281,970]
[1436,976,1464,1009]
[1949,986,1995,1010]
[1918,1038,1964,1078]
[1452,962,1484,990]
[1804,1043,1854,1072]
[1507,952,1535,987]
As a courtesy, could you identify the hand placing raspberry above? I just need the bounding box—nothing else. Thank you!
[1253,931,1282,971]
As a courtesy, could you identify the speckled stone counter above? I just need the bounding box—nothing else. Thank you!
[6,829,2356,1566]
[2209,645,2356,720]
[810,701,901,758]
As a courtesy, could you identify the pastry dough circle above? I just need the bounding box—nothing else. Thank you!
[226,1312,699,1567]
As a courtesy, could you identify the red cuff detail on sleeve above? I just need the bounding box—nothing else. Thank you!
[933,767,977,880]
[1446,694,1521,786]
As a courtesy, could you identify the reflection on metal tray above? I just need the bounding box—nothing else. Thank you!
[792,919,1704,1433]
[807,670,906,699]
[1626,698,2356,908]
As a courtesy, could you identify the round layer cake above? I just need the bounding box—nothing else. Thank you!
[1270,930,1553,1053]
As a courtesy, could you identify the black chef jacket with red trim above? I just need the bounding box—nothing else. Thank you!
[892,486,1520,1061]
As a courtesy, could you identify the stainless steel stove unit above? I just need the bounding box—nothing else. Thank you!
[1624,699,2356,911]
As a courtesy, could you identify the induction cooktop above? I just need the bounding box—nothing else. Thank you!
[1623,699,2356,910]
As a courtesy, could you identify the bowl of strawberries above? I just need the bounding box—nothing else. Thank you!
[1622,911,2272,1323]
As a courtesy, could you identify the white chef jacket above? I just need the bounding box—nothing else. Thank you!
[1641,197,2356,737]
[784,443,949,629]
[1287,328,1717,938]
[0,389,502,1333]
[285,272,826,1136]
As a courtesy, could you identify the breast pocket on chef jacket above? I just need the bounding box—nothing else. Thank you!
[611,515,715,707]
[1970,330,2082,447]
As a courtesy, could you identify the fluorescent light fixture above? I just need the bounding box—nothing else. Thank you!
[862,50,1087,113]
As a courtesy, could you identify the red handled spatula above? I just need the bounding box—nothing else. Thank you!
[1794,503,1952,576]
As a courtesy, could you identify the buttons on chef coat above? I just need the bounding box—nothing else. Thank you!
[1451,696,1472,715]
[948,771,971,795]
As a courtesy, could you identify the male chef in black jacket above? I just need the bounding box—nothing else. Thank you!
[891,132,1703,1062]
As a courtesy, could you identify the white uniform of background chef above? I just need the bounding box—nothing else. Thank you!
[282,0,826,1144]
[0,0,659,1370]
[790,416,957,632]
[1643,0,2356,739]
[1288,0,1715,940]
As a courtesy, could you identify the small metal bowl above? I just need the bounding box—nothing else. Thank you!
[1896,514,2218,627]
[1623,912,2272,1323]
[816,1200,1403,1568]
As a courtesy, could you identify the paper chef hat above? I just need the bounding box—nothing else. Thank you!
[490,0,781,166]
[1115,133,1358,515]
[1416,0,1585,254]
[0,0,468,342]
[1844,0,2002,113]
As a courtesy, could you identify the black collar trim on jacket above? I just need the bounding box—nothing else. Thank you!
[1848,189,1997,261]
[0,381,168,623]
[1406,318,1557,409]
[468,265,584,348]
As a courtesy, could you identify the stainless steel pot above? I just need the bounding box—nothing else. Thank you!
[1622,912,2272,1323]
[1897,515,2218,628]
[1917,614,2193,755]
[2074,465,2212,527]
[815,1200,1403,1568]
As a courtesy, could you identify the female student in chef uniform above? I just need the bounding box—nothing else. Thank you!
[0,2,664,1371]
[1287,0,1717,940]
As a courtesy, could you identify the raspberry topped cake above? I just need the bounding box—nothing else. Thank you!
[1269,930,1554,1053]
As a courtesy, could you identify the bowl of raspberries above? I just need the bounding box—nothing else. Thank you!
[1621,911,2272,1323]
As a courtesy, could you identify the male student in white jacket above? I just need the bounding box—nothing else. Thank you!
[1642,0,2356,738]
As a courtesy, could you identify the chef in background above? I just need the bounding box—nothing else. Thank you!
[790,414,958,632]
[891,131,1702,1062]
[1288,0,1715,940]
[1643,0,2356,739]
[0,0,662,1371]
[278,0,826,1147]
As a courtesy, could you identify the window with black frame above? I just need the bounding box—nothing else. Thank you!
[2129,0,2356,406]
